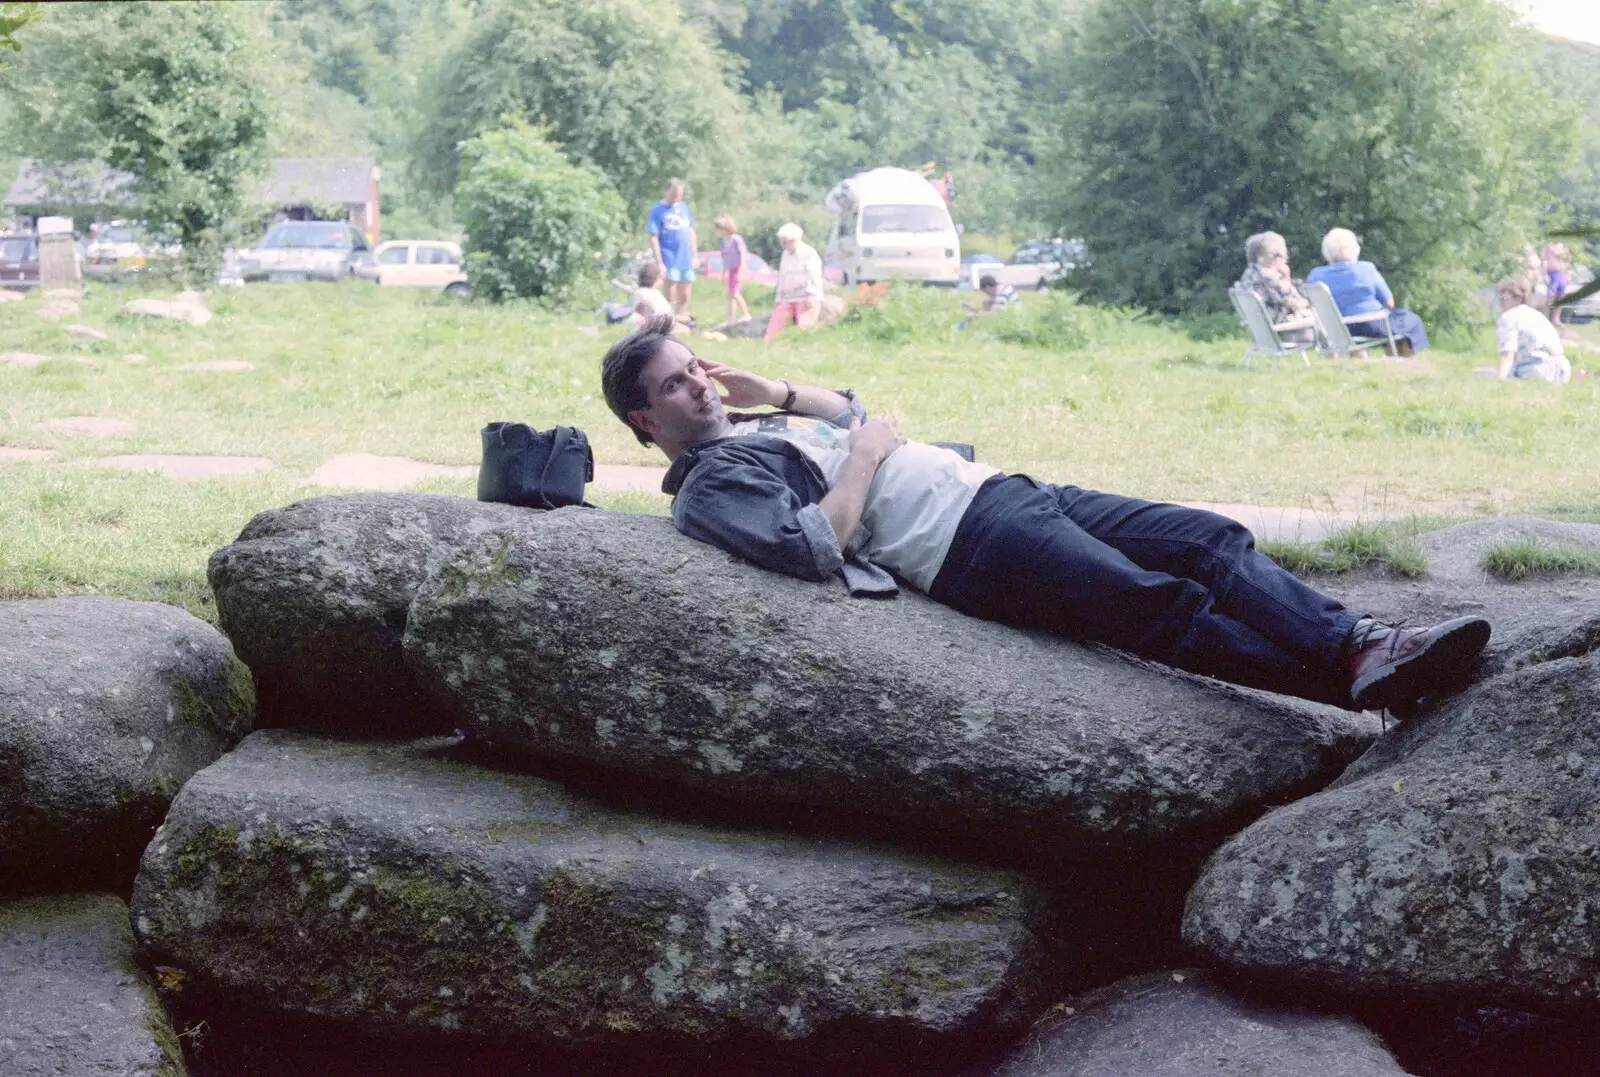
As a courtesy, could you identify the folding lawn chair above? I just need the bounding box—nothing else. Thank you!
[1230,287,1315,370]
[1305,281,1398,358]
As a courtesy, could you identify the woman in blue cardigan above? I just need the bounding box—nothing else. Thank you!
[1306,228,1429,355]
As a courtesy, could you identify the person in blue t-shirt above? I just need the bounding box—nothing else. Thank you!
[648,178,698,319]
[1306,228,1429,355]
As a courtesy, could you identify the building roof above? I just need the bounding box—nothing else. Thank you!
[258,158,376,208]
[4,160,137,209]
[4,157,379,211]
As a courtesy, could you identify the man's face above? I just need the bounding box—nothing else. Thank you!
[628,338,726,447]
[666,181,684,203]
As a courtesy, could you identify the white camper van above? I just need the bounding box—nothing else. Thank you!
[824,168,960,286]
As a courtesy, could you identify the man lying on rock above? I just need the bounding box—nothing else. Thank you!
[600,313,1490,715]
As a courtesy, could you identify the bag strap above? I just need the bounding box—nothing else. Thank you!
[536,425,573,510]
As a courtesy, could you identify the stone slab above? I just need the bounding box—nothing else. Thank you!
[132,731,1052,1047]
[306,453,477,492]
[0,446,56,462]
[0,893,185,1077]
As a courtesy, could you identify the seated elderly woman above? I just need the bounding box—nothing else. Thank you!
[1493,278,1571,383]
[1306,228,1429,355]
[1234,231,1315,343]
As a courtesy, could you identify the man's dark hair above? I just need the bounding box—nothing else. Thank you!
[601,313,677,446]
[979,274,998,290]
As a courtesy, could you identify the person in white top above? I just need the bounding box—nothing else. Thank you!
[765,222,824,341]
[1495,278,1571,384]
[630,262,686,327]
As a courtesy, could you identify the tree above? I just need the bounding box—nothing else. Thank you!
[683,0,1069,235]
[0,3,41,66]
[456,119,628,302]
[1038,0,1574,327]
[413,0,747,214]
[0,2,273,278]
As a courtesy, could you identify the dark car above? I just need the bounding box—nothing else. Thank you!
[0,232,40,290]
[1010,238,1086,269]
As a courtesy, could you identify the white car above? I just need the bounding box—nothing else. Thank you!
[370,240,469,294]
[1564,266,1600,323]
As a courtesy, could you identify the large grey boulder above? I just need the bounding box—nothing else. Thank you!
[0,597,254,891]
[1184,647,1600,1011]
[208,493,529,734]
[0,892,186,1077]
[132,730,1052,1048]
[401,508,1377,870]
[992,970,1406,1076]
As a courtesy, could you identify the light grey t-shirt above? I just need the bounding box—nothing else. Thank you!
[729,414,999,592]
[1497,304,1570,383]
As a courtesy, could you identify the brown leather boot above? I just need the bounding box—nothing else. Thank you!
[1345,615,1491,712]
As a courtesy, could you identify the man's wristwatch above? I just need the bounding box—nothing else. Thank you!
[779,379,797,411]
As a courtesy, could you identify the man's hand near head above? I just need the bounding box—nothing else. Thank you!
[700,359,853,419]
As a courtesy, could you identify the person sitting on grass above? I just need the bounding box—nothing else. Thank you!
[629,262,675,325]
[765,223,824,341]
[1235,231,1314,344]
[1307,228,1429,355]
[599,314,1491,717]
[979,274,1019,312]
[1492,278,1572,384]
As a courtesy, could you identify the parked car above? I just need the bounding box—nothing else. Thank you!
[0,232,40,290]
[1011,238,1086,269]
[1564,266,1600,324]
[83,221,178,279]
[955,238,1089,292]
[371,240,469,294]
[236,221,375,282]
[962,253,1003,265]
[693,248,779,288]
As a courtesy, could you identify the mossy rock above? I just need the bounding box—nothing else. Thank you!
[0,597,255,894]
[132,731,1052,1047]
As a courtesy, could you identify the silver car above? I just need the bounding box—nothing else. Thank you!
[237,221,376,282]
[1564,266,1600,324]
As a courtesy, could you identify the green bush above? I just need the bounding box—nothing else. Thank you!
[456,119,628,303]
[976,292,1123,350]
[840,283,962,345]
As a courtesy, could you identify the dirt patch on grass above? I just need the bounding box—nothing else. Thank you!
[0,446,57,462]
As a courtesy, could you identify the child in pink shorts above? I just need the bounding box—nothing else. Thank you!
[715,214,752,324]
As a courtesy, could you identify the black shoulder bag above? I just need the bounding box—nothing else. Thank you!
[477,422,594,509]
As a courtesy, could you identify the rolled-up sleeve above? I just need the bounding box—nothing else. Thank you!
[673,457,842,581]
[821,389,867,428]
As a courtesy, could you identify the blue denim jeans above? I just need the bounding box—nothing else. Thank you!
[930,476,1363,706]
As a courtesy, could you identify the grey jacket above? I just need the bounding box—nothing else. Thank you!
[659,392,898,597]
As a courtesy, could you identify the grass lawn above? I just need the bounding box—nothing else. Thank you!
[2,280,1597,620]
